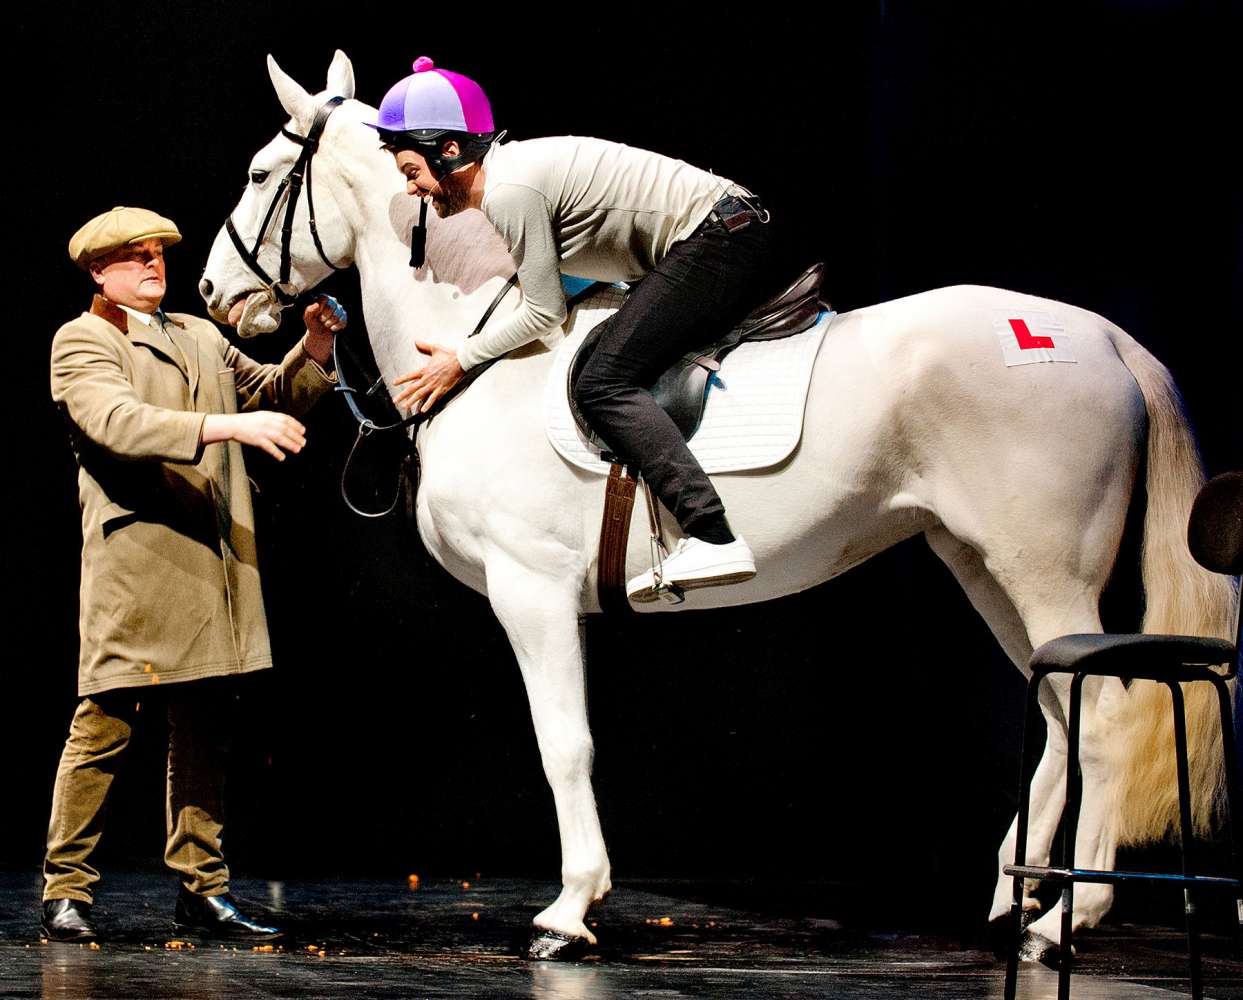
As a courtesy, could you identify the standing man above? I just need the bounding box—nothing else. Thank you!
[371,58,778,602]
[42,207,345,942]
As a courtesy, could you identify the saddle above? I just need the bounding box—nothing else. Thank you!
[568,262,828,450]
[567,263,829,615]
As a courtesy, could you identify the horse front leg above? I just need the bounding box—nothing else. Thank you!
[486,559,611,958]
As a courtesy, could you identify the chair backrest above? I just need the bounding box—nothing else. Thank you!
[1188,471,1243,575]
[1188,470,1243,674]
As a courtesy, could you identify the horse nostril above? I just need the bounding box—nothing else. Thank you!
[199,277,214,300]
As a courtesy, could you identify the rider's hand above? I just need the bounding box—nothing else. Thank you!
[392,340,465,414]
[201,412,307,461]
[303,294,347,364]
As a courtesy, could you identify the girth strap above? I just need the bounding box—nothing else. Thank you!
[597,463,638,615]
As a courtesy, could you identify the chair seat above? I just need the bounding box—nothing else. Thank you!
[1030,632,1235,679]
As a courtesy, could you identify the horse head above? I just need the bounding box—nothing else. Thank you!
[200,50,372,338]
[201,49,518,359]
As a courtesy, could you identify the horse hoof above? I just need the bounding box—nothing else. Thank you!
[1018,929,1064,969]
[526,929,590,961]
[987,909,1042,958]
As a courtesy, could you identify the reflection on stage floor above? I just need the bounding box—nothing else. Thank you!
[1,872,1238,999]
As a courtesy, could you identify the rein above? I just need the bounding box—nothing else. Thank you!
[333,273,519,518]
[224,96,348,306]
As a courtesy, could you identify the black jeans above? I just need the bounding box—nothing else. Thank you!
[573,204,777,535]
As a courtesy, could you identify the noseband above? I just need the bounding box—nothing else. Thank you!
[224,96,348,306]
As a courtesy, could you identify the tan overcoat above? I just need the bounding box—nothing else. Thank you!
[50,308,335,696]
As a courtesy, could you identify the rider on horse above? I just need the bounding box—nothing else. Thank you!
[371,57,777,601]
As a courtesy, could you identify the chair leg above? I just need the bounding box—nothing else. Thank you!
[1055,673,1088,1000]
[1168,681,1203,1000]
[1210,675,1243,958]
[1004,842,1027,999]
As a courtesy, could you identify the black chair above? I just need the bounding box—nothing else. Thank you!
[1003,471,1242,1000]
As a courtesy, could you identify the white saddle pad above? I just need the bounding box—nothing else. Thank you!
[544,285,835,475]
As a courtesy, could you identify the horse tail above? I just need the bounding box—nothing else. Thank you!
[1108,327,1237,845]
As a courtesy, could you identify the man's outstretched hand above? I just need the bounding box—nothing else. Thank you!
[392,340,465,414]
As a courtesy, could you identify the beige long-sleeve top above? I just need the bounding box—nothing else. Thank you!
[459,136,737,370]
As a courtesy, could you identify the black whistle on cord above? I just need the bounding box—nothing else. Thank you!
[409,199,428,270]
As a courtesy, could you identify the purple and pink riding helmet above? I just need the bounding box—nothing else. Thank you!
[368,56,500,178]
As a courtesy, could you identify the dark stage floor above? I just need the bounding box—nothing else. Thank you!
[1,873,1239,999]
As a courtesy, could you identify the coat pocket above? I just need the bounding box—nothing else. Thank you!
[217,370,239,415]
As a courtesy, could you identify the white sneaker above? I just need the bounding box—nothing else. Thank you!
[626,536,757,603]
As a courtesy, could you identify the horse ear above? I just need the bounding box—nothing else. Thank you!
[267,54,314,124]
[326,50,356,100]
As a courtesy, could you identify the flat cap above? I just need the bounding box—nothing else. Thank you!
[68,206,182,269]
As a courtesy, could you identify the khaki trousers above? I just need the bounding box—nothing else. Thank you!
[43,682,235,902]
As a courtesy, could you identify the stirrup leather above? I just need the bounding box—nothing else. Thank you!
[641,478,684,605]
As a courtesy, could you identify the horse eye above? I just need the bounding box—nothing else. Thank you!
[250,170,270,185]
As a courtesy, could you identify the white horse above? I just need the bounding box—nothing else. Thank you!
[200,51,1234,959]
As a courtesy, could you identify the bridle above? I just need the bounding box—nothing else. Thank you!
[224,96,348,306]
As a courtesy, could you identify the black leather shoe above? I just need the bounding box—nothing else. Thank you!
[173,889,281,940]
[41,898,98,942]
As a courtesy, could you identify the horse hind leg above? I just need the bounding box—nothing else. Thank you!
[927,527,1126,962]
[925,528,1061,929]
[484,558,612,958]
[1018,666,1127,958]
[946,533,1128,961]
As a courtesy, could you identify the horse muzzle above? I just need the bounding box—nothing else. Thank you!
[230,290,286,338]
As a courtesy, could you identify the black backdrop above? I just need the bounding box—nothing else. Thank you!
[5,3,1239,928]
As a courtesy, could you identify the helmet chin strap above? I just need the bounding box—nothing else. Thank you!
[425,128,505,180]
[410,197,428,270]
[408,168,462,271]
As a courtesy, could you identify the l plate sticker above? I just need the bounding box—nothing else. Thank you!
[995,310,1077,366]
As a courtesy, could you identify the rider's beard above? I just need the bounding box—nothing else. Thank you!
[430,168,474,217]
